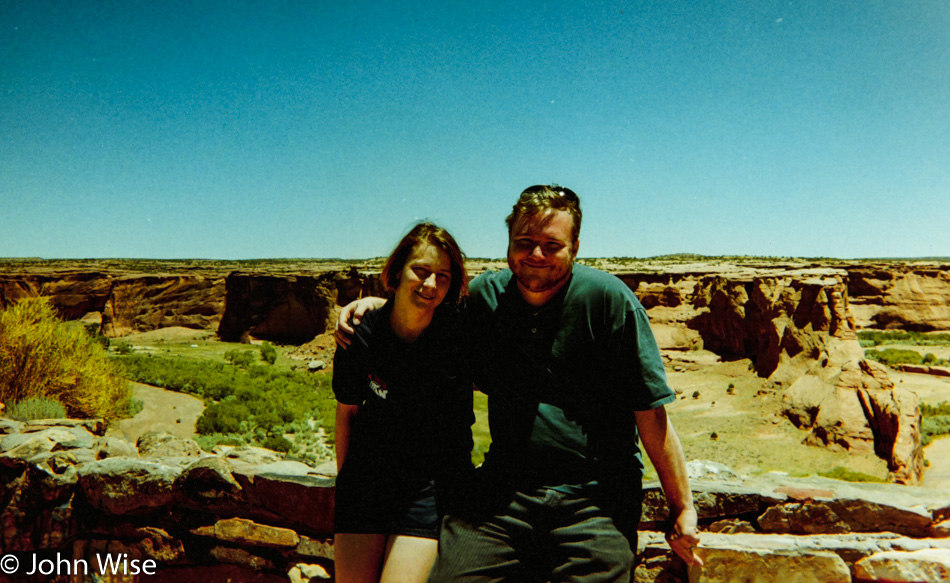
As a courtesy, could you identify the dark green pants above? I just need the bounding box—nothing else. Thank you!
[427,486,636,583]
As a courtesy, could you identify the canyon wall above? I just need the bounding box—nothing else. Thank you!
[845,263,950,331]
[2,260,947,343]
[0,265,381,342]
[0,271,225,337]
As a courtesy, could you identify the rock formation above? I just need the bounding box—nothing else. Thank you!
[616,266,925,484]
[846,263,950,331]
[3,419,949,583]
[216,270,381,343]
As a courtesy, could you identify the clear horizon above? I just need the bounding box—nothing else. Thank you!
[3,1,948,260]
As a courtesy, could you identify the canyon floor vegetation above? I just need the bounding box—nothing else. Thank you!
[109,328,337,464]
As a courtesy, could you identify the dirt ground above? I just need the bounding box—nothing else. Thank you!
[662,357,890,480]
[109,382,204,444]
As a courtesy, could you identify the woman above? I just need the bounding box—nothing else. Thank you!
[332,222,474,583]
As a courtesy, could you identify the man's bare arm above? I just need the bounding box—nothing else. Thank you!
[635,406,703,567]
[334,297,387,348]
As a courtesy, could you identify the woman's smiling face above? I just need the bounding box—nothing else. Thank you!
[393,242,452,311]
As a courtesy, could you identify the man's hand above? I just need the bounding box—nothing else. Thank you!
[665,507,703,567]
[635,406,703,567]
[334,297,386,348]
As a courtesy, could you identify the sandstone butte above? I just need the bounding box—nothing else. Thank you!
[1,257,949,582]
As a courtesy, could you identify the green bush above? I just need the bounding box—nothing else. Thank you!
[864,348,923,367]
[6,396,67,420]
[224,349,256,367]
[261,434,294,453]
[856,330,950,347]
[0,297,131,421]
[921,401,950,447]
[922,416,950,447]
[113,341,133,355]
[259,342,277,365]
[127,397,145,418]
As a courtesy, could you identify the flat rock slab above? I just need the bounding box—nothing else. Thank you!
[855,547,950,582]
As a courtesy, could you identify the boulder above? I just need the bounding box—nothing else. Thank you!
[77,457,182,515]
[231,461,336,536]
[199,517,300,548]
[137,431,204,458]
[854,547,950,582]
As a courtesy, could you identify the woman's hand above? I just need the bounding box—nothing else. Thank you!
[335,297,387,348]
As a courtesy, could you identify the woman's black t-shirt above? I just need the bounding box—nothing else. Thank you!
[332,299,474,496]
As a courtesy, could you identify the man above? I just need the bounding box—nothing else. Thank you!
[338,185,701,581]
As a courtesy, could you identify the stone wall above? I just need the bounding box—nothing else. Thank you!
[2,420,949,583]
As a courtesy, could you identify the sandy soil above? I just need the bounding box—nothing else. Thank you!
[924,437,950,489]
[122,327,216,344]
[889,368,950,405]
[663,359,890,480]
[109,382,204,444]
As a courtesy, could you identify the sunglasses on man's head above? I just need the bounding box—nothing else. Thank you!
[521,184,579,205]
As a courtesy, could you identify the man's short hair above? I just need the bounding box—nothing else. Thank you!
[505,185,582,243]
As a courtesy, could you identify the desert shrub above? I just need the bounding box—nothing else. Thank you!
[864,348,923,367]
[857,330,950,347]
[261,434,294,453]
[194,433,245,452]
[127,397,144,418]
[921,402,950,416]
[196,399,250,434]
[922,416,950,447]
[6,396,67,420]
[224,349,257,367]
[259,342,277,365]
[112,341,133,355]
[818,467,885,483]
[921,401,950,447]
[0,297,131,421]
[922,353,939,365]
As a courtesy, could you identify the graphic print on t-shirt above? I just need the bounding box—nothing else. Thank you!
[368,373,389,399]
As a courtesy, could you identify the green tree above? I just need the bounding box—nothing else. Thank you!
[0,297,131,421]
[259,342,277,365]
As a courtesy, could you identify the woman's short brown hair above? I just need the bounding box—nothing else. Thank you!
[505,185,582,243]
[381,222,468,304]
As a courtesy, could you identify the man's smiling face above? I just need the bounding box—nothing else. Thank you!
[507,209,578,305]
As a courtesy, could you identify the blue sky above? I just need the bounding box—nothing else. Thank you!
[2,1,948,260]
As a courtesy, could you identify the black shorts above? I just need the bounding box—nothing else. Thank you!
[334,466,440,539]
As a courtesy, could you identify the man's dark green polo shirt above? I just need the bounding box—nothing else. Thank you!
[466,264,676,489]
